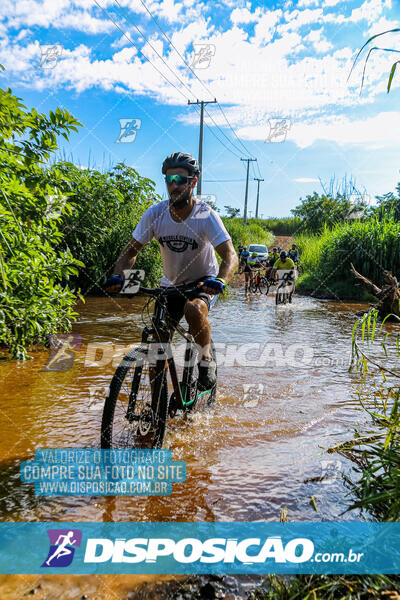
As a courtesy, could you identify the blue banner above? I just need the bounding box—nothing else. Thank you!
[20,449,186,496]
[0,522,399,574]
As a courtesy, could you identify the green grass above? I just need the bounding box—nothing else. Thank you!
[249,574,400,599]
[222,217,274,250]
[253,216,304,236]
[294,219,400,300]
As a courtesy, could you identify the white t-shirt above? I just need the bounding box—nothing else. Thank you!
[132,199,231,286]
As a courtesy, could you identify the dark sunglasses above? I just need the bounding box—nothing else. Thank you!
[165,174,193,185]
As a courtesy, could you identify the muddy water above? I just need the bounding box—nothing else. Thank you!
[0,292,374,597]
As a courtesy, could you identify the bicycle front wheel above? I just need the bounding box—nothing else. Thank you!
[258,276,269,293]
[101,346,168,449]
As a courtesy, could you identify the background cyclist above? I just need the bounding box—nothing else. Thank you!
[272,250,295,281]
[288,243,299,263]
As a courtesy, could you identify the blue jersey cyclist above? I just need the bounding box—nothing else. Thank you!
[288,243,299,262]
[105,152,238,391]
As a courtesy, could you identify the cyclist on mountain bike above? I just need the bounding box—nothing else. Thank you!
[272,250,296,299]
[105,152,238,391]
[268,247,280,267]
[273,250,295,273]
[288,243,299,263]
[243,252,262,292]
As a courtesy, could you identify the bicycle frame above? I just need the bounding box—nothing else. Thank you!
[127,292,199,423]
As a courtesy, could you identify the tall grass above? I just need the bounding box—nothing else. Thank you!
[249,574,400,599]
[222,217,274,249]
[253,217,304,236]
[294,218,400,298]
[318,217,400,288]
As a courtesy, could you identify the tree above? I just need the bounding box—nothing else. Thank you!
[48,162,161,291]
[291,192,367,233]
[369,186,400,221]
[0,86,82,358]
[224,205,240,218]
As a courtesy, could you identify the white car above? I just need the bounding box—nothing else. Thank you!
[248,244,269,262]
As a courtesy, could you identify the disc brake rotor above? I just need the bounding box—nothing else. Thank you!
[138,404,154,435]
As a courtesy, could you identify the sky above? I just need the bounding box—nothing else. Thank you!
[1,0,400,217]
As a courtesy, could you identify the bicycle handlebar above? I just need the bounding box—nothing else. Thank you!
[118,283,202,298]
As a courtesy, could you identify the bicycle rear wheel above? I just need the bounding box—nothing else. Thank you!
[101,346,169,449]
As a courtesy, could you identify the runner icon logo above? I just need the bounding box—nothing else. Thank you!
[41,529,82,568]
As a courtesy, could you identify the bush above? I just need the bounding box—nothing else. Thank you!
[317,218,400,289]
[222,217,274,250]
[255,217,303,236]
[0,87,82,358]
[295,218,400,298]
[48,162,161,291]
[292,192,368,233]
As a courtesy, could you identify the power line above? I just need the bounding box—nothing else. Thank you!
[113,0,250,158]
[93,0,190,103]
[203,179,245,182]
[134,0,255,158]
[94,0,245,160]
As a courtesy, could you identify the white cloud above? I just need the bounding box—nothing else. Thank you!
[0,0,112,33]
[291,111,400,148]
[0,0,397,154]
[298,0,319,6]
[304,27,333,52]
[230,7,261,24]
[294,177,320,182]
[349,0,388,24]
[251,10,282,45]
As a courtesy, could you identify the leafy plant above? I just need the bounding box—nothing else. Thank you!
[47,161,161,292]
[222,217,274,250]
[291,191,367,234]
[349,28,400,94]
[249,574,400,599]
[0,86,83,358]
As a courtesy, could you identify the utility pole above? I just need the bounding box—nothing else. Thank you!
[188,98,217,196]
[253,177,264,219]
[241,158,257,225]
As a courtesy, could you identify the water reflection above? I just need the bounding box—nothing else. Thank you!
[0,293,373,525]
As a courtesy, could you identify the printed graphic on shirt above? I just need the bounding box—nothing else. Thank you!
[158,235,199,252]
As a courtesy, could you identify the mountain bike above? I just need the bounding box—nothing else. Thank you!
[275,270,295,305]
[251,270,269,294]
[101,284,217,450]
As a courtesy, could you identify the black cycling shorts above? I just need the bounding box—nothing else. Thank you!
[164,279,218,326]
[244,265,252,273]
